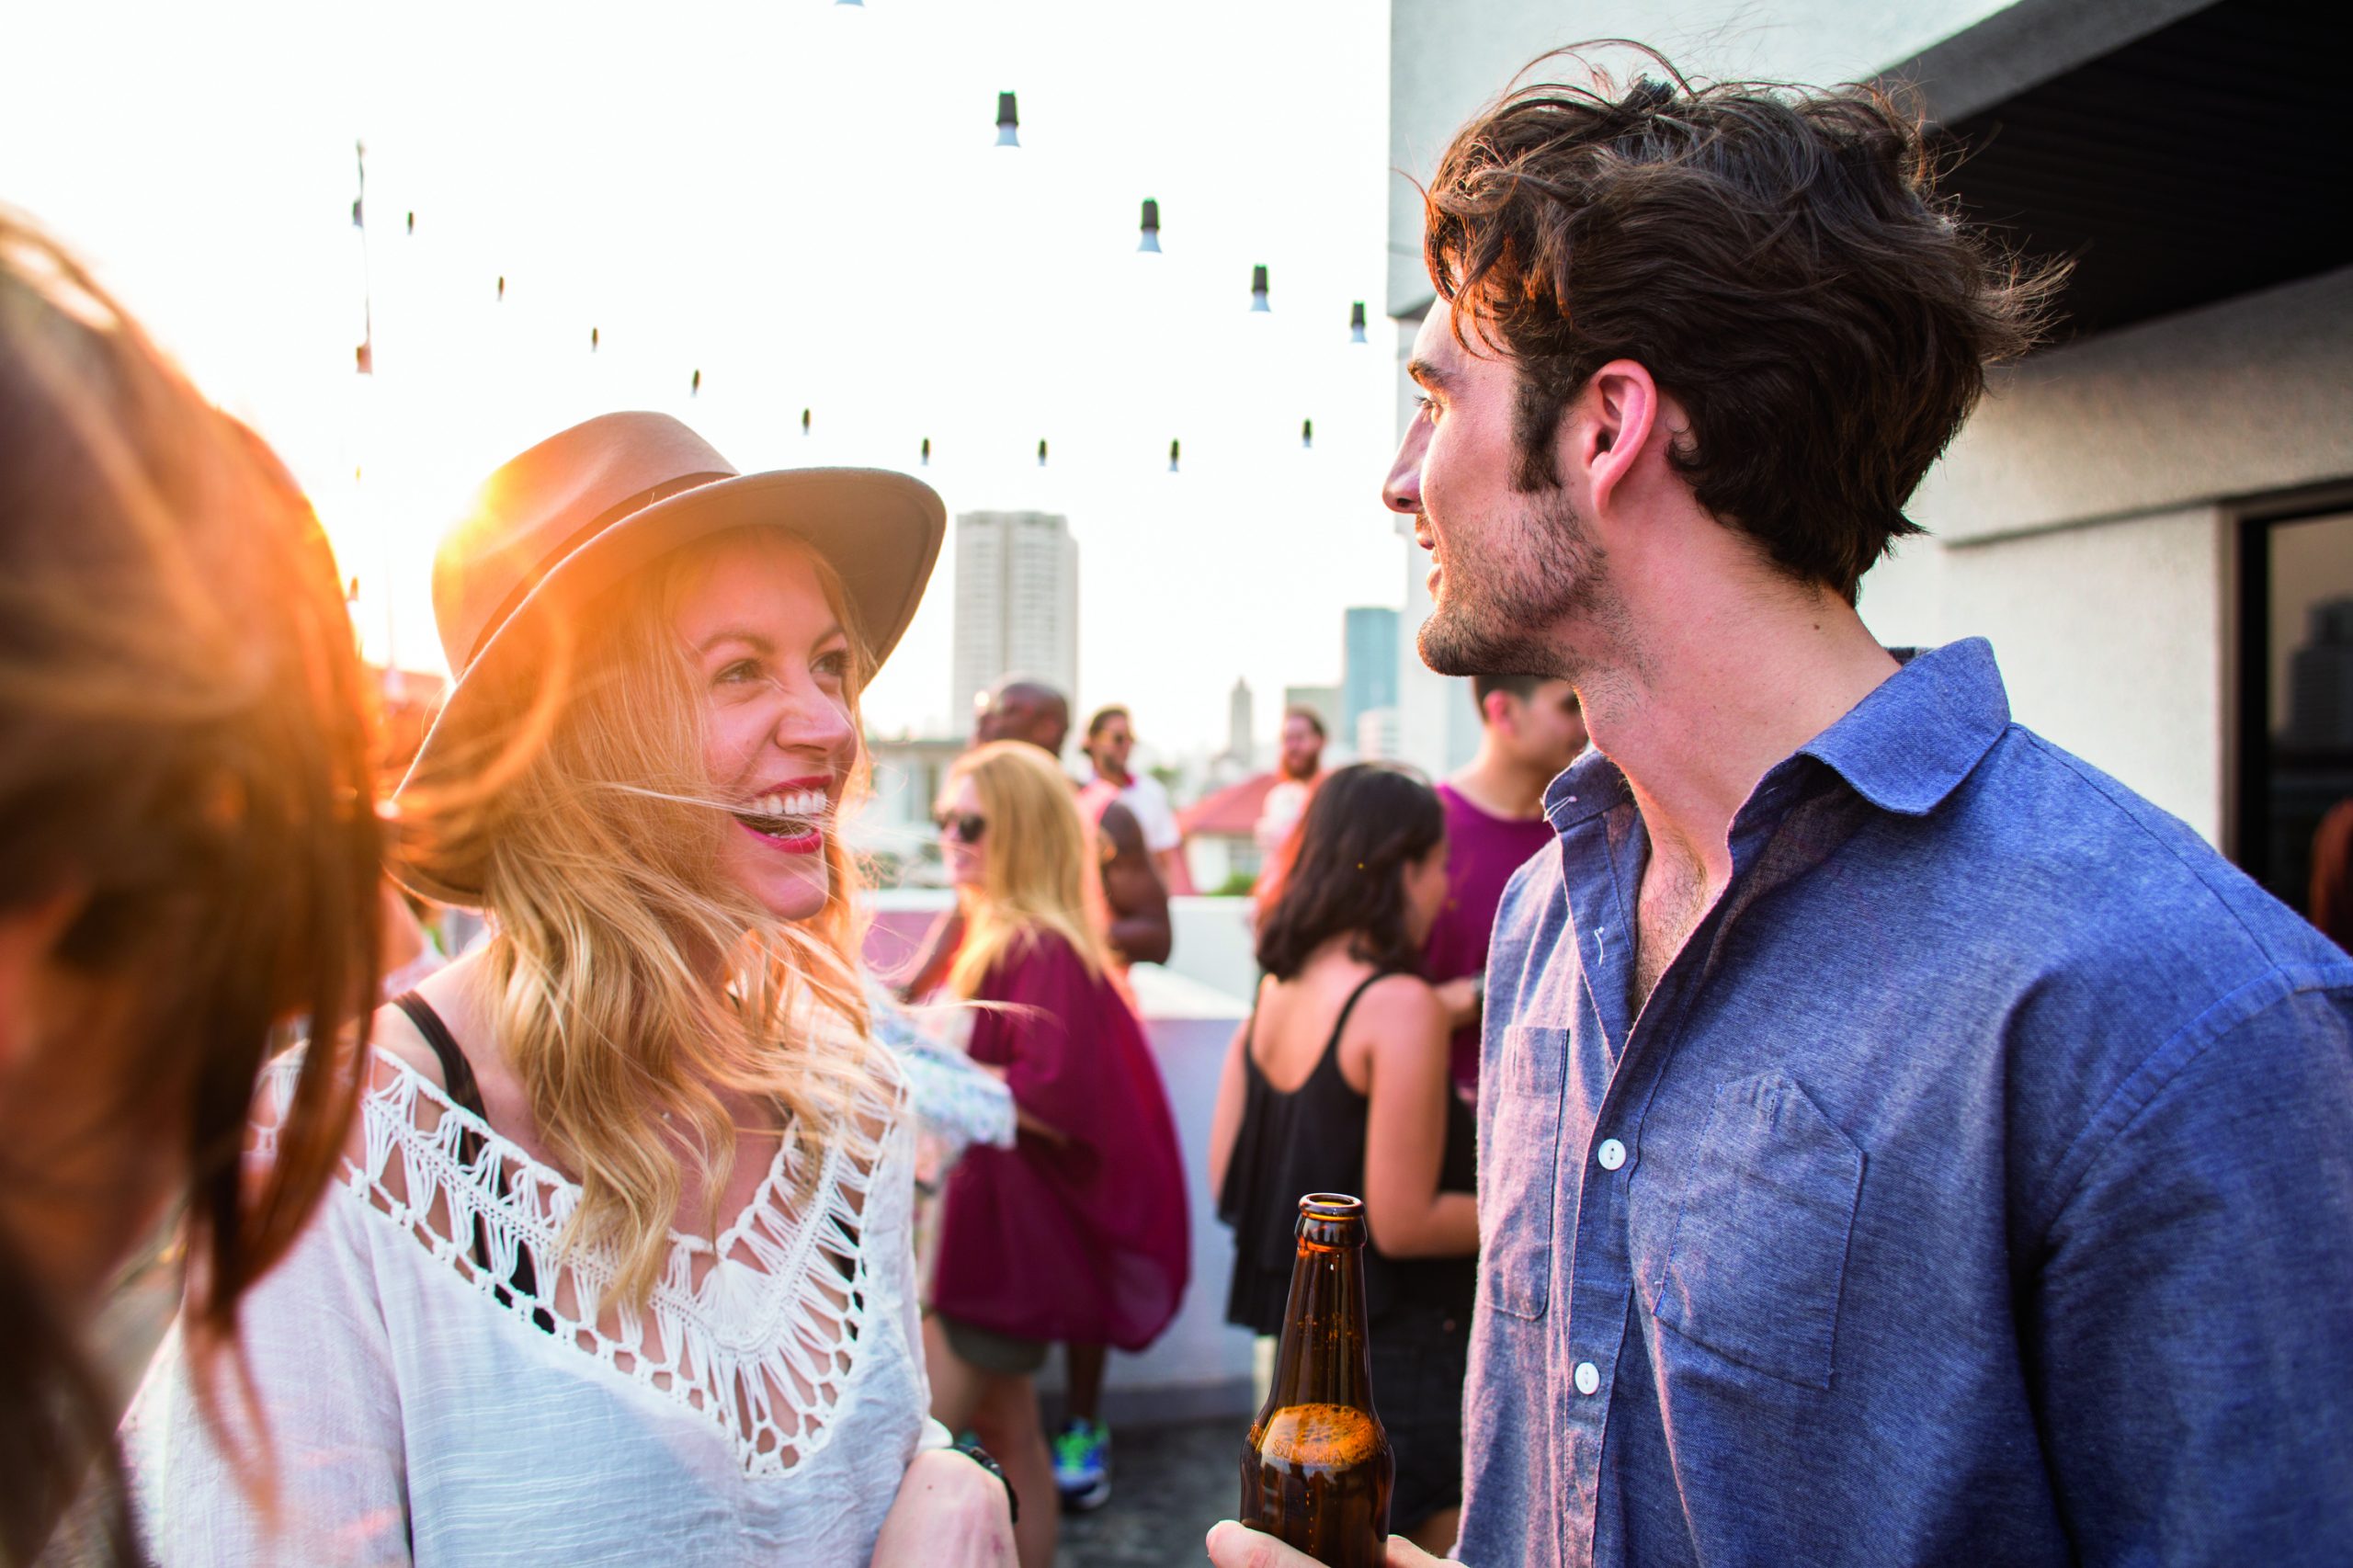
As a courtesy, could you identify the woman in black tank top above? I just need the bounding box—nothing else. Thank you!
[1207,764,1479,1552]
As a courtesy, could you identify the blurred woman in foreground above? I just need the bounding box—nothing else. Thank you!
[1209,763,1478,1553]
[926,740,1190,1568]
[0,213,383,1563]
[131,413,1015,1564]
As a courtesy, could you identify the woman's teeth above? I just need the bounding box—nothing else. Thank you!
[749,789,826,818]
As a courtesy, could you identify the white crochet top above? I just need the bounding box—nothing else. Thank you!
[128,1045,947,1566]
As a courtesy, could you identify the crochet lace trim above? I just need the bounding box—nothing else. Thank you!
[255,1048,903,1480]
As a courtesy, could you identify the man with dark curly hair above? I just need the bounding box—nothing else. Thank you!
[1210,48,2353,1568]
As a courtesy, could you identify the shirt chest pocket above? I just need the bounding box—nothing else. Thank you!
[1643,1071,1864,1391]
[1481,1025,1568,1321]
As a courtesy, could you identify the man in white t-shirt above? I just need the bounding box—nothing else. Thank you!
[1080,704,1190,894]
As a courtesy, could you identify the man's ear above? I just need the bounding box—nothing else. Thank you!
[0,890,86,1080]
[1572,359,1661,516]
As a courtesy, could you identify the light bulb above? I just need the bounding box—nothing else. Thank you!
[1350,301,1369,343]
[995,92,1020,147]
[1302,418,1313,449]
[691,369,701,397]
[1168,438,1180,472]
[1250,264,1271,312]
[1139,199,1162,253]
[1037,437,1049,467]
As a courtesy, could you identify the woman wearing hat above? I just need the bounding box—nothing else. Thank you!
[132,415,1016,1565]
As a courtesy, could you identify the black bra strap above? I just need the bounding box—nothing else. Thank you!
[392,991,487,1123]
[1324,970,1397,1057]
[390,991,551,1333]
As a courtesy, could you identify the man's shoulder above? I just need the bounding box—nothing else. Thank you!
[1954,724,2348,983]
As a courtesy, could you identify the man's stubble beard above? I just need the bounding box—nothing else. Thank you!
[1417,483,1611,681]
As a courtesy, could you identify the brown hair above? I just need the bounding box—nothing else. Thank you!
[1085,703,1131,742]
[0,213,381,1562]
[1255,764,1443,981]
[1422,46,2065,601]
[1281,703,1326,740]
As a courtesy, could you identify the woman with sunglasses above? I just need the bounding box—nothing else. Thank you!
[131,415,1016,1565]
[924,741,1189,1568]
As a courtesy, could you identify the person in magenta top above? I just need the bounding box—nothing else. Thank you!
[926,740,1189,1568]
[1424,674,1590,1088]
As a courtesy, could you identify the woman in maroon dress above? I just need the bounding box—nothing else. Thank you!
[926,740,1189,1568]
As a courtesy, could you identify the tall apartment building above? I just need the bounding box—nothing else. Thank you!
[1342,607,1400,742]
[949,510,1079,731]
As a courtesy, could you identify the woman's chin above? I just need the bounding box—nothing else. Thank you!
[735,863,831,924]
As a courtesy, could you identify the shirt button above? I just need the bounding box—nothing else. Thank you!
[1574,1361,1600,1395]
[1597,1138,1626,1171]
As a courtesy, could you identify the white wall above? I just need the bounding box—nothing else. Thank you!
[1859,266,2353,848]
[1864,509,2226,841]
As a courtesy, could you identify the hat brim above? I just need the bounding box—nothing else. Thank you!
[392,466,944,904]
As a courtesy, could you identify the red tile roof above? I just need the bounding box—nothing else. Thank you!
[1180,771,1278,837]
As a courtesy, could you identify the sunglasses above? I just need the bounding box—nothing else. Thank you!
[934,810,986,845]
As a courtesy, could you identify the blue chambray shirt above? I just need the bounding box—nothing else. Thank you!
[1461,639,2353,1567]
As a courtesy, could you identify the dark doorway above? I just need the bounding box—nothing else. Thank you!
[2235,506,2353,928]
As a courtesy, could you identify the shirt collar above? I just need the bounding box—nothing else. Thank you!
[1540,637,2014,833]
[1797,638,2011,817]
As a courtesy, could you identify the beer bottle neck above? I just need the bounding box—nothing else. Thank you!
[1267,1237,1375,1412]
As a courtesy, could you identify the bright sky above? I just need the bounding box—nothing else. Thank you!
[1,0,1402,755]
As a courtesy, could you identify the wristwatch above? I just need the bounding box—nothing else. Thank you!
[953,1437,1018,1526]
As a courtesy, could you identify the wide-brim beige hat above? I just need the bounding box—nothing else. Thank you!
[394,411,944,903]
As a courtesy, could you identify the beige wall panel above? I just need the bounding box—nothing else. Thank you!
[1924,506,2225,843]
[1917,267,2353,544]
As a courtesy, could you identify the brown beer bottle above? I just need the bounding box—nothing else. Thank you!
[1240,1192,1394,1567]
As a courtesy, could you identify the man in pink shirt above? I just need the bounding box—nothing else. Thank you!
[1426,674,1588,1089]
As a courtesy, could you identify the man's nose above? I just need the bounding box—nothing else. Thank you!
[1382,418,1428,515]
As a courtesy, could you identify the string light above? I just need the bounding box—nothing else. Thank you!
[1250,265,1270,312]
[1302,418,1313,449]
[691,369,701,396]
[352,141,372,375]
[1138,199,1162,253]
[1168,438,1180,472]
[995,92,1020,148]
[590,326,599,353]
[801,407,813,436]
[495,275,506,301]
[920,437,932,466]
[405,210,415,236]
[1037,437,1049,467]
[1350,301,1368,343]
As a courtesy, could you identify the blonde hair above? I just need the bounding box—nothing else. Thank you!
[437,528,886,1305]
[944,740,1110,998]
